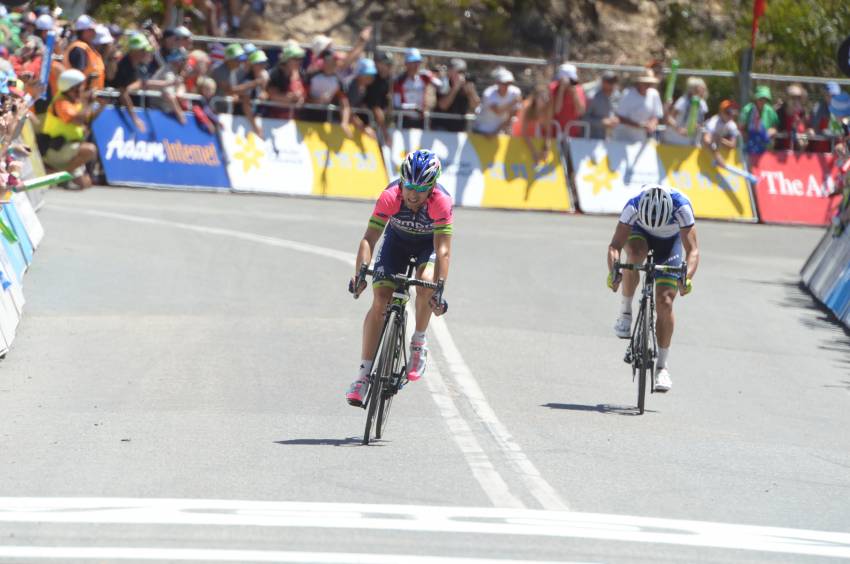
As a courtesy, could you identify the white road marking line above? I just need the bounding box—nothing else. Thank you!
[0,546,589,563]
[55,206,535,509]
[1,498,850,559]
[430,317,568,511]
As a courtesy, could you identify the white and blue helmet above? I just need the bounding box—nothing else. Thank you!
[637,184,674,230]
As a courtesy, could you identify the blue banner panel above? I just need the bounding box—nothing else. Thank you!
[92,107,231,190]
[3,204,33,266]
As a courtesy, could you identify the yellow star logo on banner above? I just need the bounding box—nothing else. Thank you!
[582,154,621,195]
[233,132,264,173]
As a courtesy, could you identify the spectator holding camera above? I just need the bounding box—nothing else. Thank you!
[551,63,586,137]
[65,15,105,92]
[434,58,479,132]
[40,69,108,188]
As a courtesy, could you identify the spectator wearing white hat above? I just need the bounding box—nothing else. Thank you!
[33,14,54,44]
[65,14,105,91]
[612,71,664,143]
[551,63,586,137]
[434,57,480,132]
[393,47,442,129]
[92,25,120,86]
[662,76,709,146]
[307,26,372,75]
[473,67,522,135]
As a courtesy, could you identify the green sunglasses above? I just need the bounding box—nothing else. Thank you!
[403,182,434,193]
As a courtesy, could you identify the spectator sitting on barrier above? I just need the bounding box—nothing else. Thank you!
[612,71,663,143]
[584,70,620,139]
[551,63,586,137]
[434,57,479,133]
[515,84,554,162]
[346,57,378,138]
[40,69,107,188]
[365,50,392,142]
[210,43,247,98]
[702,99,740,166]
[473,67,521,136]
[776,83,811,151]
[191,76,220,134]
[740,85,779,155]
[151,47,188,124]
[662,77,708,146]
[65,15,106,92]
[305,49,352,136]
[110,33,157,132]
[393,47,442,129]
[267,42,306,120]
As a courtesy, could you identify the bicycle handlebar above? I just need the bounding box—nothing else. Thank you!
[350,263,444,298]
[613,260,688,280]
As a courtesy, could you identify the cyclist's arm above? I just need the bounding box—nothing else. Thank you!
[432,232,451,283]
[680,225,699,279]
[355,227,382,277]
[607,221,632,272]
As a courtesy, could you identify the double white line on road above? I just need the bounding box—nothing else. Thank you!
[55,205,566,511]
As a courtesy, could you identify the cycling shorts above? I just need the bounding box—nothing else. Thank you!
[629,225,684,287]
[373,228,435,289]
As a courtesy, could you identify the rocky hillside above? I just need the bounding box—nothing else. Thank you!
[244,0,735,66]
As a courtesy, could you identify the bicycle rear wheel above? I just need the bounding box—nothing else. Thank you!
[635,300,648,415]
[363,310,398,445]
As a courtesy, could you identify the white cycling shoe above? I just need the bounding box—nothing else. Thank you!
[613,313,632,339]
[654,367,672,393]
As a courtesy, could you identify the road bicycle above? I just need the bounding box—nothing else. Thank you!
[613,252,686,415]
[350,257,445,445]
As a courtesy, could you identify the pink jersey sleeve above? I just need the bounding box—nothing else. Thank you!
[368,183,402,231]
[428,188,454,235]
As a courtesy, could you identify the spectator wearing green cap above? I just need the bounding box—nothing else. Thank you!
[210,43,247,98]
[236,49,270,137]
[740,85,779,153]
[110,33,156,132]
[267,42,306,120]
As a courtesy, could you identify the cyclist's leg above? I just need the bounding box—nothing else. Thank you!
[614,230,648,337]
[408,244,436,381]
[652,234,683,391]
[413,256,435,333]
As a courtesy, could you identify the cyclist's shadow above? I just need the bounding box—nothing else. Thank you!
[274,437,386,447]
[541,403,657,416]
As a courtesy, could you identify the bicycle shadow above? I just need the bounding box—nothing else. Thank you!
[274,437,379,447]
[541,403,657,416]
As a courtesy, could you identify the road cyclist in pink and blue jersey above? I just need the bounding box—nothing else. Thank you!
[346,149,453,406]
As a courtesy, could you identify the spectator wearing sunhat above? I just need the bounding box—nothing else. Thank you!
[473,67,522,135]
[663,76,709,146]
[739,85,779,154]
[612,71,664,143]
[435,57,480,132]
[776,83,811,151]
[306,26,371,75]
[551,63,587,137]
[210,43,247,97]
[393,47,442,129]
[40,68,107,188]
[111,33,155,132]
[702,99,740,166]
[65,14,105,91]
[92,25,121,86]
[32,13,54,44]
[267,42,306,120]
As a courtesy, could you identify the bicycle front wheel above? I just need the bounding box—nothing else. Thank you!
[635,300,648,415]
[364,310,399,444]
[376,313,402,439]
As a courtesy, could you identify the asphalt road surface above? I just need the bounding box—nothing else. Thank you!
[0,187,848,563]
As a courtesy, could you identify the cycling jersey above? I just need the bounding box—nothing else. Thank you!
[368,181,454,241]
[619,189,695,239]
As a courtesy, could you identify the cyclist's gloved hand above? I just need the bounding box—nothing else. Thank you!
[430,293,448,316]
[349,276,367,298]
[607,271,621,291]
[680,277,693,296]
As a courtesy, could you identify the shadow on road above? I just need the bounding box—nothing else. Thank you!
[274,437,367,447]
[541,403,655,416]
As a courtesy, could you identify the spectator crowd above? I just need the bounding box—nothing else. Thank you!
[0,3,848,188]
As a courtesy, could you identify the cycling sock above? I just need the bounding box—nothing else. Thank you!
[620,296,633,315]
[358,360,373,379]
[412,331,427,344]
[657,347,669,368]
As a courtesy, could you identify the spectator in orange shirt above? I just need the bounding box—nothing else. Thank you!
[516,84,554,163]
[550,63,586,137]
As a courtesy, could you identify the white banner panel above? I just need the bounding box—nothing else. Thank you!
[218,115,314,195]
[11,193,44,249]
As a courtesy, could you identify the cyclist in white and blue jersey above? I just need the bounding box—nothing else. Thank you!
[606,184,700,392]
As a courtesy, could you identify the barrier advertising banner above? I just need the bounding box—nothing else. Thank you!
[387,129,572,211]
[10,193,44,249]
[569,139,757,221]
[749,152,839,225]
[219,115,387,198]
[92,107,230,190]
[18,120,48,210]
